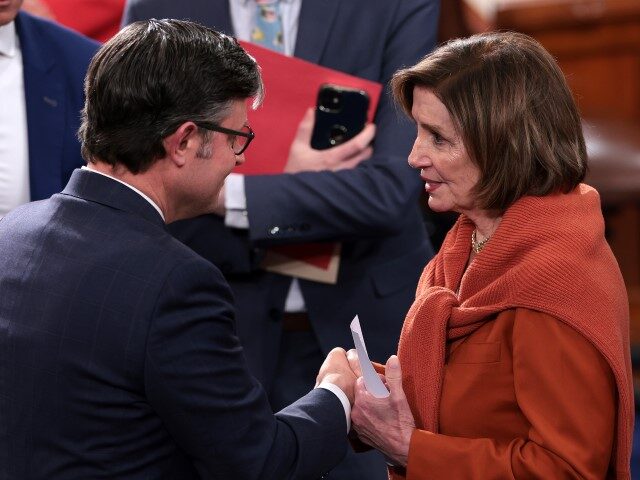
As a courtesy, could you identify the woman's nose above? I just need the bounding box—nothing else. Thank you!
[408,141,426,169]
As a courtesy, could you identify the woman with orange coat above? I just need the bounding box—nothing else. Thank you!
[349,32,633,479]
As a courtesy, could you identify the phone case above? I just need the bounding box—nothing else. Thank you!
[310,84,370,150]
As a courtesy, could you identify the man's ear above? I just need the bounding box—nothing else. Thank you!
[163,122,199,167]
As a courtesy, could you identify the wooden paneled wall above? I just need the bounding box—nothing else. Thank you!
[453,0,640,341]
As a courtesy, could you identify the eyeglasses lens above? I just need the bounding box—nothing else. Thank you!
[233,125,252,154]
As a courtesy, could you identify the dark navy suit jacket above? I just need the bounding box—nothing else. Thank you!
[0,169,346,479]
[123,0,438,389]
[15,11,98,201]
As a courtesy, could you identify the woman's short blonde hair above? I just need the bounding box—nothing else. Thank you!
[392,31,587,212]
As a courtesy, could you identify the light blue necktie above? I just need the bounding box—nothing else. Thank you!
[251,0,284,53]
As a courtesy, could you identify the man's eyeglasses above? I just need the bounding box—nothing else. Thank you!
[195,122,255,155]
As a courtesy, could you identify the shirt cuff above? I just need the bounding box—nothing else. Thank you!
[224,173,249,229]
[317,381,351,433]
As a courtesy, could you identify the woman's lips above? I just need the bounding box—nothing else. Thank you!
[424,180,442,193]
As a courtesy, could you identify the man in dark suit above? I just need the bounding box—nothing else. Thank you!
[0,0,98,218]
[122,2,439,477]
[0,19,356,479]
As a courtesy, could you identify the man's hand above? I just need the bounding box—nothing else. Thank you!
[285,108,376,173]
[351,355,416,467]
[316,347,358,404]
[346,348,363,377]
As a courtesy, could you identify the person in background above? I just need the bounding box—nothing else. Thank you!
[122,2,439,477]
[0,0,98,220]
[123,0,439,480]
[348,31,633,479]
[0,19,357,479]
[21,0,124,42]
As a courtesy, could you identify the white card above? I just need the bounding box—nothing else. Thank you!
[350,315,390,398]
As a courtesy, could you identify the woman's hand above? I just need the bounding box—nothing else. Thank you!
[351,355,416,467]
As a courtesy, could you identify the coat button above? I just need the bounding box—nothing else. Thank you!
[269,226,280,235]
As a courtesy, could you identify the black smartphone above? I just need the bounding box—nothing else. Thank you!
[310,84,370,150]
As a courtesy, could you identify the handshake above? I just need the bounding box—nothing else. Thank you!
[314,347,362,404]
[315,347,416,467]
[315,347,401,406]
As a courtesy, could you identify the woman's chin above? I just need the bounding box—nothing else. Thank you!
[426,197,451,213]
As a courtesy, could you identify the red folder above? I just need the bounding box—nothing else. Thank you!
[238,41,382,175]
[238,42,382,282]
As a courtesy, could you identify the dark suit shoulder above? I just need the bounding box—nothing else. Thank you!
[17,10,99,56]
[16,13,99,201]
[17,11,99,85]
[16,12,100,96]
[0,199,48,237]
[162,230,231,293]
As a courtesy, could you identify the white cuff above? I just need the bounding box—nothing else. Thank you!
[317,381,351,433]
[224,173,249,229]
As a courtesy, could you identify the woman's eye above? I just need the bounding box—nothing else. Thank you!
[432,132,444,145]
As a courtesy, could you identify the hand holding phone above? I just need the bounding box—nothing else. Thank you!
[284,108,376,173]
[310,84,370,150]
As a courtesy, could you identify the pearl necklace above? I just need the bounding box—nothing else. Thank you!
[471,229,491,253]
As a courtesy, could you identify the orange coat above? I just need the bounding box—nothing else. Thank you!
[393,308,616,479]
[394,186,632,479]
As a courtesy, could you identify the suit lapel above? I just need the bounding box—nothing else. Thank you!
[16,12,66,201]
[294,0,340,64]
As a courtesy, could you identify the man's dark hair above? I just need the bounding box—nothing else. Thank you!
[79,19,263,173]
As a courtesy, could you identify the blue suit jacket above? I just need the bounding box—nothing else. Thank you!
[0,169,347,479]
[15,11,99,201]
[123,0,439,388]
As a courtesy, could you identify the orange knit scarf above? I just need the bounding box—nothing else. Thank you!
[398,184,633,478]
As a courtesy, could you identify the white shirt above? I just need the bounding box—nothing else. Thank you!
[222,4,351,421]
[225,0,306,312]
[0,21,30,220]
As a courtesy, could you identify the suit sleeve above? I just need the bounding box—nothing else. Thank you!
[143,258,347,479]
[244,0,440,246]
[403,311,617,479]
